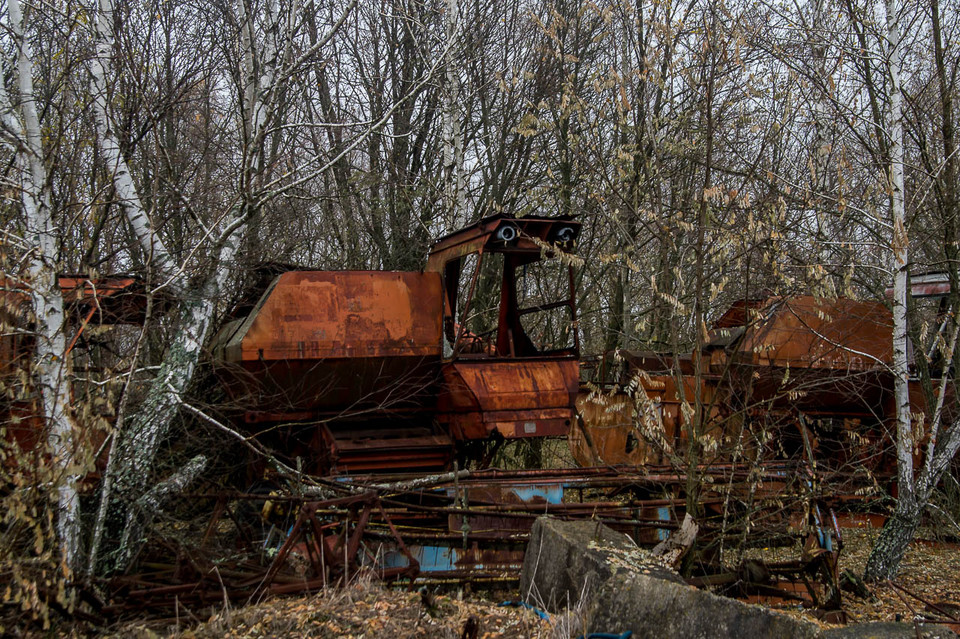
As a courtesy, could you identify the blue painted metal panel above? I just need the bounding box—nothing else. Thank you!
[445,482,565,505]
[375,544,523,573]
[379,545,457,572]
[510,484,563,504]
[657,506,671,541]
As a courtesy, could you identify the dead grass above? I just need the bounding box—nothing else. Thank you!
[101,577,558,639]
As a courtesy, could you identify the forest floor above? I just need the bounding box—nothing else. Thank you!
[98,527,960,639]
[738,527,960,631]
[812,528,960,625]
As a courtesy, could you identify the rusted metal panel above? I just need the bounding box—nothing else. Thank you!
[425,214,580,273]
[2,396,109,487]
[314,425,454,474]
[220,271,442,362]
[225,356,442,417]
[1,275,155,483]
[213,271,443,415]
[438,359,578,439]
[2,403,45,455]
[570,393,651,466]
[1,275,164,325]
[444,408,574,440]
[485,409,572,438]
[572,376,725,468]
[458,482,564,505]
[441,359,578,411]
[885,271,952,299]
[715,296,893,371]
[380,544,525,576]
[712,299,766,329]
[58,276,148,323]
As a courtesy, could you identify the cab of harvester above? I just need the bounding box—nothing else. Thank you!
[428,214,581,445]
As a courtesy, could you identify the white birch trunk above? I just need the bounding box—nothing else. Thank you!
[88,0,341,575]
[914,321,960,503]
[864,0,917,581]
[90,0,178,286]
[239,0,281,179]
[97,218,245,571]
[86,0,184,573]
[809,0,830,194]
[3,0,81,573]
[90,0,268,573]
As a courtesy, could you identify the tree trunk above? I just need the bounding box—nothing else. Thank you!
[442,0,465,230]
[863,499,920,581]
[114,454,208,570]
[687,11,717,524]
[2,0,81,574]
[99,223,244,572]
[865,0,914,582]
[91,0,177,284]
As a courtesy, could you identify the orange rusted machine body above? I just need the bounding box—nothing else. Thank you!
[576,295,941,478]
[428,216,580,444]
[212,214,581,474]
[213,271,444,416]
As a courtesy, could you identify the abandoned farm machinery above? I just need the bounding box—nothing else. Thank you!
[2,214,941,614]
[209,213,583,475]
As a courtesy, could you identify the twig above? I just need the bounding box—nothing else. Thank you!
[179,401,306,484]
[889,581,960,622]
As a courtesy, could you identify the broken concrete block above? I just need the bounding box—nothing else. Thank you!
[520,516,821,638]
[520,516,683,612]
[588,570,820,638]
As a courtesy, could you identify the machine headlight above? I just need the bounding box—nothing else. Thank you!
[496,224,518,242]
[553,225,577,243]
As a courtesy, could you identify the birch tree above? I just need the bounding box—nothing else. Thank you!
[1,0,81,576]
[862,0,960,580]
[85,0,277,573]
[85,0,378,573]
[441,0,465,229]
[754,0,960,579]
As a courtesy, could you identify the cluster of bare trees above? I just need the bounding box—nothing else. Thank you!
[0,0,958,621]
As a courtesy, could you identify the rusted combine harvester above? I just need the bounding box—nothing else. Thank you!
[575,295,942,486]
[211,214,581,475]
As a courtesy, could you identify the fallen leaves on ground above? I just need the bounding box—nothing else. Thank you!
[748,528,960,627]
[105,578,558,639]
[840,530,960,625]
